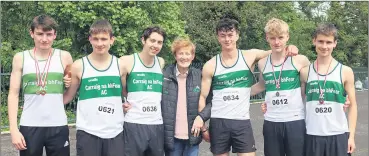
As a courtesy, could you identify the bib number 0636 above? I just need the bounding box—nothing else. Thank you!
[142,106,157,112]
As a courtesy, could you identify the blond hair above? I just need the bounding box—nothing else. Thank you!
[264,18,289,36]
[170,37,195,55]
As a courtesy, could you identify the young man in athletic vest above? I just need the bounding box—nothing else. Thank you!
[300,23,357,156]
[249,18,310,156]
[63,19,125,156]
[120,26,166,156]
[8,15,73,156]
[191,16,298,156]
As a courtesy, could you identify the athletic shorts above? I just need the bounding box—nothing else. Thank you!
[123,122,164,156]
[209,118,256,154]
[263,119,305,156]
[19,125,70,156]
[76,130,124,156]
[305,132,351,156]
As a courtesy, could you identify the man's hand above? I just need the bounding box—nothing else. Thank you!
[191,116,204,137]
[201,128,210,142]
[286,45,298,56]
[123,102,132,113]
[63,64,72,88]
[348,138,356,153]
[261,102,267,114]
[11,130,27,150]
[344,95,350,112]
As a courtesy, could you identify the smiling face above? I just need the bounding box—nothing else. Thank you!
[266,32,289,53]
[141,32,164,56]
[175,46,195,69]
[217,29,239,51]
[313,34,337,57]
[89,32,115,54]
[30,27,56,51]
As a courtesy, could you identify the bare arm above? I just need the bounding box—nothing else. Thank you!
[8,53,23,132]
[198,60,214,113]
[63,60,82,104]
[158,57,166,70]
[299,66,309,98]
[250,58,267,96]
[61,50,73,70]
[343,66,357,141]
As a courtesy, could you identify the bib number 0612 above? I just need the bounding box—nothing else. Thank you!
[272,99,288,105]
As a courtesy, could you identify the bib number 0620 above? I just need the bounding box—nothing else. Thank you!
[142,106,157,112]
[315,107,332,113]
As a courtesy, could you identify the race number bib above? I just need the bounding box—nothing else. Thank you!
[270,92,288,106]
[222,90,240,102]
[313,102,333,116]
[98,103,115,115]
[141,102,158,113]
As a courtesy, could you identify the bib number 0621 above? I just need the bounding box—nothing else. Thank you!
[98,106,115,114]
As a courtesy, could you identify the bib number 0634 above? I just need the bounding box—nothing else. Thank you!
[223,95,239,101]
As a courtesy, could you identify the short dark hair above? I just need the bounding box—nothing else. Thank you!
[216,14,240,34]
[313,23,338,41]
[141,26,166,41]
[89,19,113,37]
[30,15,58,33]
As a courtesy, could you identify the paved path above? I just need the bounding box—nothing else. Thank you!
[2,91,368,156]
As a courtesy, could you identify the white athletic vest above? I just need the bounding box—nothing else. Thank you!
[262,55,305,122]
[125,53,163,124]
[20,49,67,126]
[211,50,254,120]
[76,55,124,138]
[306,62,348,136]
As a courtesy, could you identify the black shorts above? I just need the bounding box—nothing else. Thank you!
[19,125,70,156]
[123,122,164,156]
[76,130,124,156]
[305,132,351,156]
[209,118,256,154]
[263,119,305,156]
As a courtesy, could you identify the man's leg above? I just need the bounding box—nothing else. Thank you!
[123,123,148,156]
[263,120,284,156]
[147,124,164,156]
[210,118,232,156]
[76,130,102,156]
[19,126,45,156]
[230,119,256,156]
[104,131,124,156]
[305,134,325,156]
[165,138,186,156]
[44,126,70,156]
[326,133,349,156]
[284,120,305,156]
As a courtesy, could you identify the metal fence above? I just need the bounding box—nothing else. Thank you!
[1,66,367,131]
